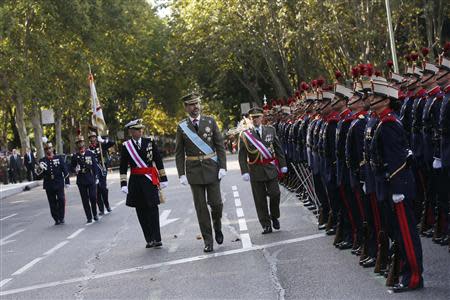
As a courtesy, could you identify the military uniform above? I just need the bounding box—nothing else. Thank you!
[175,93,227,252]
[120,119,168,248]
[88,132,116,214]
[238,107,287,233]
[70,136,99,223]
[35,142,70,225]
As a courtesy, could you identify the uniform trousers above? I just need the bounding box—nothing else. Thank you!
[190,182,223,246]
[136,204,161,243]
[97,174,110,212]
[250,178,281,228]
[45,187,66,222]
[78,184,97,220]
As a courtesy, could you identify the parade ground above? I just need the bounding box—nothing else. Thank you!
[1,154,449,299]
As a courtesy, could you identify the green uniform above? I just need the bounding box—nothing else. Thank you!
[238,125,287,228]
[175,115,227,247]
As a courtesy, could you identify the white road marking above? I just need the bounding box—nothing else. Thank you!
[116,200,125,206]
[240,233,252,248]
[160,209,179,227]
[0,278,12,288]
[236,207,244,218]
[238,218,248,231]
[0,233,326,296]
[0,229,25,246]
[43,241,69,256]
[231,185,237,191]
[10,201,27,204]
[67,228,85,240]
[12,257,44,276]
[0,213,17,221]
[233,191,239,198]
[234,198,241,207]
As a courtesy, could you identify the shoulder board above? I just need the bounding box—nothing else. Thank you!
[358,114,366,120]
[381,115,397,123]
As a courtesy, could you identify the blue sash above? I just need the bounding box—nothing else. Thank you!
[179,121,218,162]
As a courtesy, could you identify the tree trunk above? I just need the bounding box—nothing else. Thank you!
[13,92,30,154]
[30,100,44,159]
[55,109,63,155]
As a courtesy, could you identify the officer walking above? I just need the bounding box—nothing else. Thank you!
[175,92,227,253]
[88,131,115,215]
[35,142,70,225]
[120,119,168,248]
[70,135,100,223]
[239,107,288,233]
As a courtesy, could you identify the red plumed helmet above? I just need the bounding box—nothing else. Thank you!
[386,60,393,68]
[365,64,374,76]
[405,54,412,62]
[351,67,360,78]
[335,70,342,80]
[410,52,419,61]
[300,81,309,91]
[295,90,300,97]
[311,80,318,88]
[317,77,325,87]
[374,70,381,76]
[358,63,366,74]
[421,47,429,57]
[444,41,450,53]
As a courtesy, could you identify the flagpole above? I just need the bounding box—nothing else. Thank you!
[385,0,399,73]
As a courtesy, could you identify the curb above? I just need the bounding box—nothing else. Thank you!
[0,181,40,200]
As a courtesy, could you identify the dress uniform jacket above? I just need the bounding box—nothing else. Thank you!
[335,109,353,186]
[364,114,380,195]
[120,137,167,207]
[238,125,287,182]
[70,150,99,186]
[440,86,450,168]
[411,93,427,162]
[399,94,415,146]
[422,87,442,167]
[346,111,368,188]
[36,155,69,190]
[323,112,340,187]
[175,115,226,185]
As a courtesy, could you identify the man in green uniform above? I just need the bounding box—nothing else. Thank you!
[238,107,288,234]
[175,92,227,253]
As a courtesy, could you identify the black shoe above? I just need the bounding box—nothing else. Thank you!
[359,256,372,266]
[93,216,99,221]
[87,219,93,223]
[318,224,327,230]
[59,219,65,224]
[215,230,224,245]
[439,236,448,246]
[338,241,352,250]
[423,228,433,238]
[54,220,60,225]
[362,257,376,268]
[99,211,104,216]
[203,245,213,253]
[351,246,362,255]
[146,241,155,248]
[272,218,280,230]
[326,228,336,235]
[106,207,112,212]
[391,282,423,293]
[153,241,163,248]
[262,226,273,234]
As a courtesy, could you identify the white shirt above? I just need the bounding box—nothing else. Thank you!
[189,115,201,125]
[133,137,142,148]
[255,126,262,137]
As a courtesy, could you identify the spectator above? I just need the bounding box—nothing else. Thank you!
[9,149,22,183]
[24,147,36,181]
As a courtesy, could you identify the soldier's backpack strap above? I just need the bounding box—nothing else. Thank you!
[179,121,217,162]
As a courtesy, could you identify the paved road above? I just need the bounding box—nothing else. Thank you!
[1,154,449,299]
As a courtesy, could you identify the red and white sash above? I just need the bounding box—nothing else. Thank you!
[243,130,272,159]
[124,140,153,183]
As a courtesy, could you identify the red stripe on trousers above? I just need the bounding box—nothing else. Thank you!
[370,193,381,244]
[339,185,357,235]
[353,188,366,221]
[395,202,420,288]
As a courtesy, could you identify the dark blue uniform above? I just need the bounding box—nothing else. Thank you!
[70,150,99,222]
[370,108,423,289]
[36,155,69,224]
[89,140,115,214]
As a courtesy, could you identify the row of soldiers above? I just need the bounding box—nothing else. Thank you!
[35,132,115,225]
[264,43,450,293]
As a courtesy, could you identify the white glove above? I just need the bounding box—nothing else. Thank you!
[281,167,288,174]
[75,164,80,173]
[362,182,366,193]
[242,173,250,181]
[433,158,442,169]
[179,175,188,186]
[121,186,128,194]
[95,179,99,185]
[39,162,48,170]
[97,136,105,143]
[392,194,405,203]
[218,168,227,180]
[160,181,168,189]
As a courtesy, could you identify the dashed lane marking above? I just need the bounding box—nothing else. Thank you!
[11,257,44,276]
[236,207,244,218]
[0,278,12,288]
[0,213,17,221]
[0,229,25,246]
[238,218,248,231]
[43,241,69,256]
[0,233,326,296]
[67,228,85,240]
[234,198,241,207]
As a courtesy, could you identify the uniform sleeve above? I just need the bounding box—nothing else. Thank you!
[119,144,129,187]
[272,127,287,168]
[91,152,99,178]
[152,140,168,182]
[34,158,44,180]
[212,118,227,170]
[238,132,249,174]
[174,125,186,177]
[61,156,70,184]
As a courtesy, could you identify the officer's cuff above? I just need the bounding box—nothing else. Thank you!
[120,174,127,181]
[158,169,166,177]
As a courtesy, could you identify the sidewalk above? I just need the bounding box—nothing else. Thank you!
[0,181,41,200]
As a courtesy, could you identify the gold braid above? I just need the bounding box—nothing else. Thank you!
[239,131,260,165]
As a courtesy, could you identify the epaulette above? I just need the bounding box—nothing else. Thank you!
[358,114,365,120]
[381,114,397,123]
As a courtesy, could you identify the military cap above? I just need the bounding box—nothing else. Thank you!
[125,119,145,129]
[181,92,201,105]
[248,107,264,117]
[75,135,85,143]
[88,131,97,137]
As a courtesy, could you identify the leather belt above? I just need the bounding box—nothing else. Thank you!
[186,153,216,161]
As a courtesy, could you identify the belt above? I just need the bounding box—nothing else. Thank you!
[250,158,275,165]
[130,167,156,175]
[186,153,216,161]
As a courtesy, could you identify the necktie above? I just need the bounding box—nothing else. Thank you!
[256,127,261,138]
[135,140,141,150]
[193,119,199,131]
